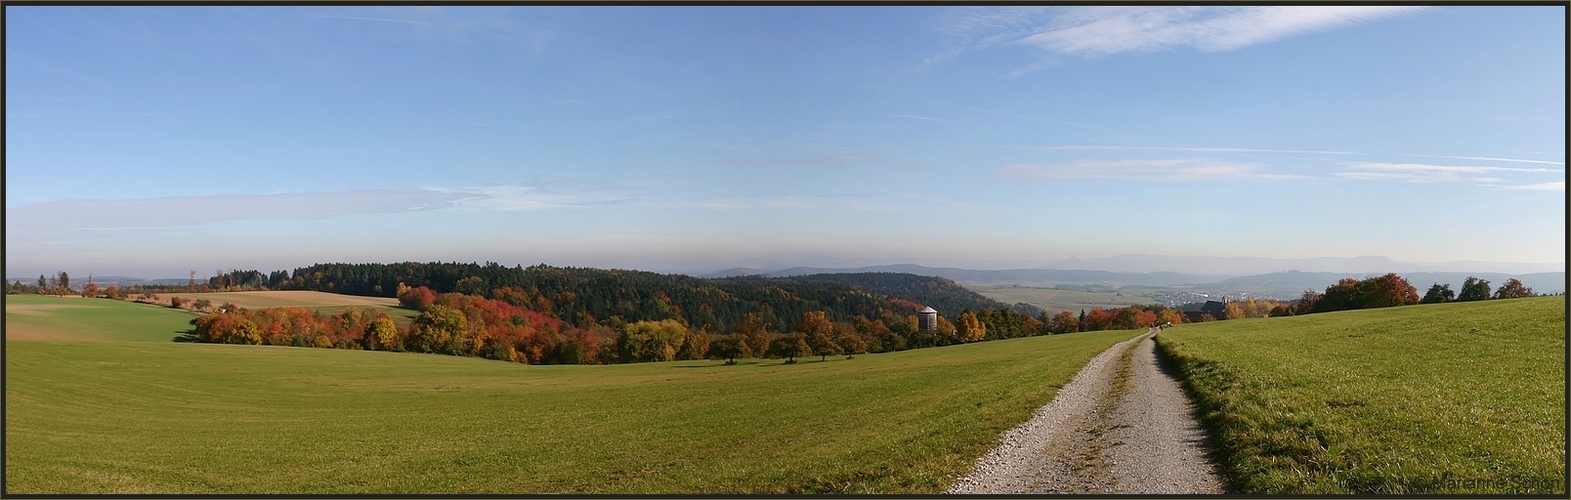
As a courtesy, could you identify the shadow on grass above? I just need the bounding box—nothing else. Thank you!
[671,360,786,368]
[172,329,202,343]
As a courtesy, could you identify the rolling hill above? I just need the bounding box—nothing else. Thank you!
[4,293,1141,493]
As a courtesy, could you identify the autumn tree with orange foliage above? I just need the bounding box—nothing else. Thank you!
[1493,278,1535,299]
[1048,311,1079,334]
[797,311,841,361]
[398,284,437,310]
[732,312,774,360]
[1082,308,1117,331]
[1365,273,1420,308]
[1156,308,1184,325]
[837,324,868,358]
[1223,302,1246,322]
[1310,274,1418,313]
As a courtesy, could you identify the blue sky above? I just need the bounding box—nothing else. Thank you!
[5,6,1565,278]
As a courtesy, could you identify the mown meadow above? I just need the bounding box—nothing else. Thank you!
[1156,296,1566,494]
[5,294,1142,494]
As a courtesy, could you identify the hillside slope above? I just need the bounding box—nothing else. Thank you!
[6,294,1142,493]
[767,272,1015,315]
[280,262,1010,332]
[1156,297,1564,494]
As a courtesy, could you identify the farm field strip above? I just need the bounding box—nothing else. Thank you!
[1155,296,1565,494]
[147,290,400,309]
[5,294,1144,493]
[971,286,1160,313]
[101,290,417,325]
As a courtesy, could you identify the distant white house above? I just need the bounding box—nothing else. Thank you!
[918,306,938,333]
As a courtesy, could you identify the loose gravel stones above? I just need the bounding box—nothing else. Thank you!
[947,330,1225,494]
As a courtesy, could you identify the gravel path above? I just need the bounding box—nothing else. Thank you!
[947,329,1225,494]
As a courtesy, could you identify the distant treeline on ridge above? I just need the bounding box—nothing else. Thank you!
[202,262,1021,333]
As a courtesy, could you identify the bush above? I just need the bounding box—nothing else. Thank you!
[398,286,437,309]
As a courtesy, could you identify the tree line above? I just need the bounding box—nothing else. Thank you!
[176,281,1191,365]
[81,262,1004,334]
[1294,273,1541,315]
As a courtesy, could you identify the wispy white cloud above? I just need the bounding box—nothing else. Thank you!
[5,185,628,236]
[715,153,925,170]
[1020,6,1425,57]
[1400,153,1565,165]
[1502,181,1566,192]
[999,159,1303,181]
[1335,163,1565,192]
[924,7,1056,67]
[1336,162,1563,184]
[6,190,469,232]
[1030,145,1362,155]
[433,185,632,211]
[930,6,1424,65]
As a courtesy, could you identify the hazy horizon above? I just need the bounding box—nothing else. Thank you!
[7,253,1564,284]
[6,6,1565,280]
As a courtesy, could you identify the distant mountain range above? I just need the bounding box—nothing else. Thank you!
[15,254,1562,300]
[1043,254,1563,276]
[703,264,1566,296]
[5,275,191,287]
[705,265,1235,287]
[1212,271,1566,297]
[701,254,1561,279]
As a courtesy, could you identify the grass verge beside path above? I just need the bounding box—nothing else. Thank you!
[6,294,1143,493]
[1155,296,1565,494]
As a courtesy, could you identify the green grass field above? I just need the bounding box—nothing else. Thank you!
[5,293,1142,494]
[1156,296,1566,494]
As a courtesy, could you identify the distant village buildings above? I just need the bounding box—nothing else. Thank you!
[918,306,938,333]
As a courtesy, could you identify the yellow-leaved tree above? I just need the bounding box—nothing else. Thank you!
[957,311,985,343]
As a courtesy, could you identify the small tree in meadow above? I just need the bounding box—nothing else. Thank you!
[796,311,841,361]
[770,333,811,364]
[1493,278,1535,299]
[1420,283,1455,304]
[1456,276,1492,302]
[709,335,751,365]
[838,329,868,359]
[733,312,773,359]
